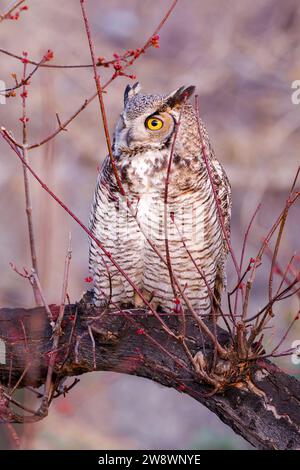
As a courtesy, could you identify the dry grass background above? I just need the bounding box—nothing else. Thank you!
[0,0,300,450]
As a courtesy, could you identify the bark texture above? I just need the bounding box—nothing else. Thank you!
[0,298,299,450]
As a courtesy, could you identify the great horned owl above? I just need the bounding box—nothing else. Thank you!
[89,83,231,315]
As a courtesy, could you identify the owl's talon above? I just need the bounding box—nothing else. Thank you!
[134,288,157,310]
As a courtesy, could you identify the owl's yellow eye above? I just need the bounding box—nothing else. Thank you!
[145,116,163,131]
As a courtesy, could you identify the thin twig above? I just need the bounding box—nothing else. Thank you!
[38,235,72,413]
[270,310,300,357]
[30,270,54,327]
[1,129,178,339]
[274,254,297,299]
[94,290,193,371]
[88,325,96,370]
[0,0,25,22]
[163,104,184,321]
[268,169,300,308]
[195,96,241,280]
[232,203,261,317]
[55,233,72,335]
[80,0,125,194]
[23,0,177,150]
[173,216,233,339]
[239,182,300,325]
[20,55,41,305]
[3,125,229,355]
[0,61,41,94]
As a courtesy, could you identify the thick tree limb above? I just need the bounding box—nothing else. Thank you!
[0,299,299,450]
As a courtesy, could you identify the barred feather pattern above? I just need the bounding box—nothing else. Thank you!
[89,98,231,315]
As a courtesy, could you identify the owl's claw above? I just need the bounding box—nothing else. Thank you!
[134,288,157,310]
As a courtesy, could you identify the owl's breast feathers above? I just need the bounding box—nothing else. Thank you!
[97,117,231,254]
[89,109,231,313]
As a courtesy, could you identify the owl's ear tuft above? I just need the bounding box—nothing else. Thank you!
[165,85,195,107]
[124,82,142,105]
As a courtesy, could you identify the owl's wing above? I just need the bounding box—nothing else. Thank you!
[208,147,232,304]
[198,119,231,244]
[209,149,232,246]
[88,155,114,280]
[89,156,111,233]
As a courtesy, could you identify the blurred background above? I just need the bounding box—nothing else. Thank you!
[0,0,300,450]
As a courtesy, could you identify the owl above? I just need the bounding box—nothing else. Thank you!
[89,83,231,316]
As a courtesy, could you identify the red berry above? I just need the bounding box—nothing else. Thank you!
[97,56,106,66]
[114,62,122,71]
[43,49,54,62]
[151,35,160,48]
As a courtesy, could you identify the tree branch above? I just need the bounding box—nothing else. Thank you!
[0,297,299,449]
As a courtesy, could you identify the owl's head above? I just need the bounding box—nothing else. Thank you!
[113,82,195,154]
